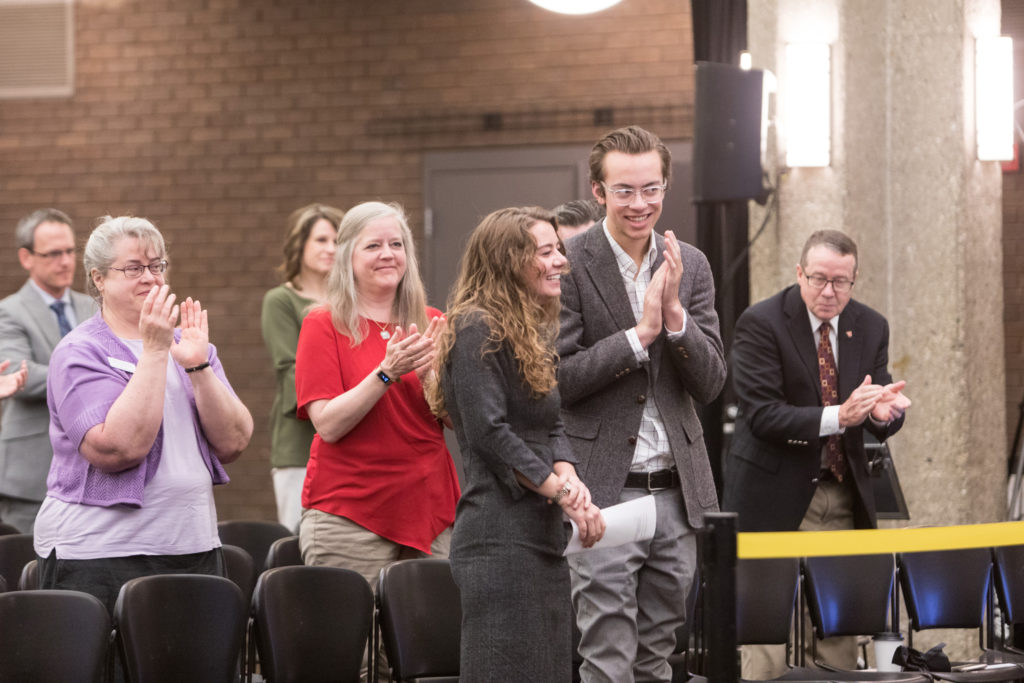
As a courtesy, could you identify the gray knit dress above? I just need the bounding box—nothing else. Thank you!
[441,313,576,682]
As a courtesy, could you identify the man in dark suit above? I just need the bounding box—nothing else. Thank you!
[558,126,726,682]
[0,208,95,533]
[723,229,909,676]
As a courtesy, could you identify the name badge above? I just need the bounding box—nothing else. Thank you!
[107,357,136,373]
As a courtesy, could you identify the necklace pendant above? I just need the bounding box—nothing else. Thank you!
[380,330,390,340]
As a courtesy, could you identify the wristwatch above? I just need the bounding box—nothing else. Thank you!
[376,367,399,386]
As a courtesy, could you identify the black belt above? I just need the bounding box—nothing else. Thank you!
[624,468,680,491]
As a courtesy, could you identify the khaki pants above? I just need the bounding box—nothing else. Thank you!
[299,508,452,682]
[741,478,860,679]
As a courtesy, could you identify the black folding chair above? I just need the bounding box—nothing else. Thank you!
[376,558,461,683]
[0,589,110,683]
[114,573,246,683]
[899,549,1024,681]
[264,535,302,570]
[217,520,292,572]
[249,565,373,683]
[0,533,35,591]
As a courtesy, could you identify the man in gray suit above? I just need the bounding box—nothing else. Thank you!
[0,208,95,532]
[557,126,726,682]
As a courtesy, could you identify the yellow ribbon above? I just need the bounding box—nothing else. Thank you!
[737,521,1024,559]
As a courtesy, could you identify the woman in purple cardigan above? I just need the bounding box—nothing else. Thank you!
[35,215,253,615]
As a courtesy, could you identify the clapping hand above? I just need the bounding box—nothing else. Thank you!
[380,320,440,381]
[660,230,685,331]
[171,297,210,369]
[871,380,911,423]
[0,359,27,399]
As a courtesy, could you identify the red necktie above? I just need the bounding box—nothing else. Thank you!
[818,322,844,481]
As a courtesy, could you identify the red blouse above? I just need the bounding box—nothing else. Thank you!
[295,307,459,553]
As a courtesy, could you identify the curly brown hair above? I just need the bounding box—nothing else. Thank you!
[428,206,562,416]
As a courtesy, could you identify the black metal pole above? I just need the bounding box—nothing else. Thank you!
[701,511,738,682]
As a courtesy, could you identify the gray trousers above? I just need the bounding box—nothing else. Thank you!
[569,486,696,683]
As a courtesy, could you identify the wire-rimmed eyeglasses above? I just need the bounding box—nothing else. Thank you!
[804,274,854,293]
[600,182,667,206]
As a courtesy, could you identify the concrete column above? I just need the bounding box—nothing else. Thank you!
[747,0,1006,656]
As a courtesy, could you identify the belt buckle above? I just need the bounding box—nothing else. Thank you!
[647,470,668,492]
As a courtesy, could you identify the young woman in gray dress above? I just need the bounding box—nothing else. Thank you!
[430,206,605,681]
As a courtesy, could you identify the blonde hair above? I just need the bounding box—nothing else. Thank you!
[326,201,427,345]
[429,206,560,415]
[84,215,166,302]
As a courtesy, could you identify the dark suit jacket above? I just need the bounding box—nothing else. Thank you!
[0,281,96,501]
[556,225,726,527]
[722,284,904,532]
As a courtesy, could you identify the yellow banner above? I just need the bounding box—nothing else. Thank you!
[737,521,1024,559]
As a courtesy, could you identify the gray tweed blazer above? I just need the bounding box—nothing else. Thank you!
[556,225,726,527]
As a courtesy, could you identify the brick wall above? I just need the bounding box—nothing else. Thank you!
[1004,1,1024,463]
[0,0,695,520]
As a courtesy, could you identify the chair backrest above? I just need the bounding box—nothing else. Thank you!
[0,533,36,591]
[252,565,373,683]
[217,520,292,571]
[803,554,895,639]
[0,589,110,683]
[114,573,246,683]
[377,558,462,681]
[898,548,992,632]
[264,535,302,570]
[19,558,39,590]
[221,543,257,604]
[735,557,799,645]
[994,545,1024,625]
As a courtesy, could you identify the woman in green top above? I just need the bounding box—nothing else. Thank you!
[261,203,344,532]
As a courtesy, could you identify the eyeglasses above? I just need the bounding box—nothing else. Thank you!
[804,274,854,293]
[29,247,76,260]
[109,260,168,279]
[601,183,667,206]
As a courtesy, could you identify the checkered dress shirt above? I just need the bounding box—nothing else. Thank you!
[602,224,676,473]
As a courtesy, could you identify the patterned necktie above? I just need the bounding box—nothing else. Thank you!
[817,321,845,480]
[50,301,72,338]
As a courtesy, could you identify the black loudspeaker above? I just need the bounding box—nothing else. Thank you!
[692,61,765,203]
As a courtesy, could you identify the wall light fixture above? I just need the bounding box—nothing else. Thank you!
[785,43,830,167]
[976,36,1014,162]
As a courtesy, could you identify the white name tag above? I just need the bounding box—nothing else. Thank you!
[107,357,136,373]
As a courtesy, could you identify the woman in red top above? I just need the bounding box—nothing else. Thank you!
[294,201,459,604]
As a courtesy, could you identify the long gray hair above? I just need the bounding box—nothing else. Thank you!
[83,216,166,302]
[326,201,427,345]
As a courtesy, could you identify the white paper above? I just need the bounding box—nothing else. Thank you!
[563,494,657,556]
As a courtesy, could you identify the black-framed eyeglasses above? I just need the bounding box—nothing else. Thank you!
[109,260,168,279]
[600,182,667,206]
[29,247,76,260]
[804,274,854,293]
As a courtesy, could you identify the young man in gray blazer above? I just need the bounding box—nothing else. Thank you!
[0,209,95,532]
[557,126,726,682]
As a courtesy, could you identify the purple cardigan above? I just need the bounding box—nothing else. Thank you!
[45,312,232,507]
